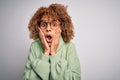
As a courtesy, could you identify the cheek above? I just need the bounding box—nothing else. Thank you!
[55,29,61,34]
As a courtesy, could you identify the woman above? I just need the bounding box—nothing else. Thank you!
[23,3,81,80]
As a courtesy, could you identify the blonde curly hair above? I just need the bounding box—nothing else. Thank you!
[28,3,74,42]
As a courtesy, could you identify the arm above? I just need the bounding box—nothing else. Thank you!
[23,43,50,80]
[50,43,81,80]
[64,43,81,80]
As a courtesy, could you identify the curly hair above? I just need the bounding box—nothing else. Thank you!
[28,3,74,42]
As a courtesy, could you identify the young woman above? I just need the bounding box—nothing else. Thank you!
[23,3,81,80]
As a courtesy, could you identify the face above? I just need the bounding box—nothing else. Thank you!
[39,15,61,46]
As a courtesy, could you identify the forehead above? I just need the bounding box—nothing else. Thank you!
[41,15,58,22]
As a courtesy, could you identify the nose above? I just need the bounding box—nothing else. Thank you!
[46,24,51,32]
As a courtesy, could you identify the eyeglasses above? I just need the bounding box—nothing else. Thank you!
[39,21,60,30]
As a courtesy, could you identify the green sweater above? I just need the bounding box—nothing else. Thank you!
[23,37,81,80]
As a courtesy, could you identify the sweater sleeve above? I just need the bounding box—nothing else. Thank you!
[23,43,50,80]
[49,43,81,80]
[64,43,81,80]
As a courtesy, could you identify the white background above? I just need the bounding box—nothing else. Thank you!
[0,0,120,80]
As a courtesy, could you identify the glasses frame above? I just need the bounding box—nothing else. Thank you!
[39,20,60,30]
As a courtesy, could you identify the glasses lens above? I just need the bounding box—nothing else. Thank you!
[51,22,58,29]
[40,22,47,29]
[40,21,59,29]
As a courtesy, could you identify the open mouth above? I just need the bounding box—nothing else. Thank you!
[45,35,52,43]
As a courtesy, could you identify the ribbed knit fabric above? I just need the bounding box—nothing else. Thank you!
[23,37,81,80]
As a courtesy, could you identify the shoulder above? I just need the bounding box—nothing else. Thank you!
[29,39,42,52]
[29,39,43,58]
[64,41,77,60]
[65,41,76,49]
[30,39,40,47]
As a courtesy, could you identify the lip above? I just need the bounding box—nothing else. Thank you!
[45,34,52,43]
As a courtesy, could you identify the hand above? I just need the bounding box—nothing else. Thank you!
[38,27,50,56]
[50,30,61,55]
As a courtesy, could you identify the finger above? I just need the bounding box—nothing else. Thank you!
[39,28,42,35]
[38,27,44,36]
[39,28,44,39]
[53,34,59,45]
[38,27,41,33]
[38,28,44,42]
[39,29,48,45]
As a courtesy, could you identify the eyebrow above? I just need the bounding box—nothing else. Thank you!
[40,19,57,22]
[52,19,57,21]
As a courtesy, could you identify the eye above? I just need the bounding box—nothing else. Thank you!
[41,22,47,27]
[51,22,57,27]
